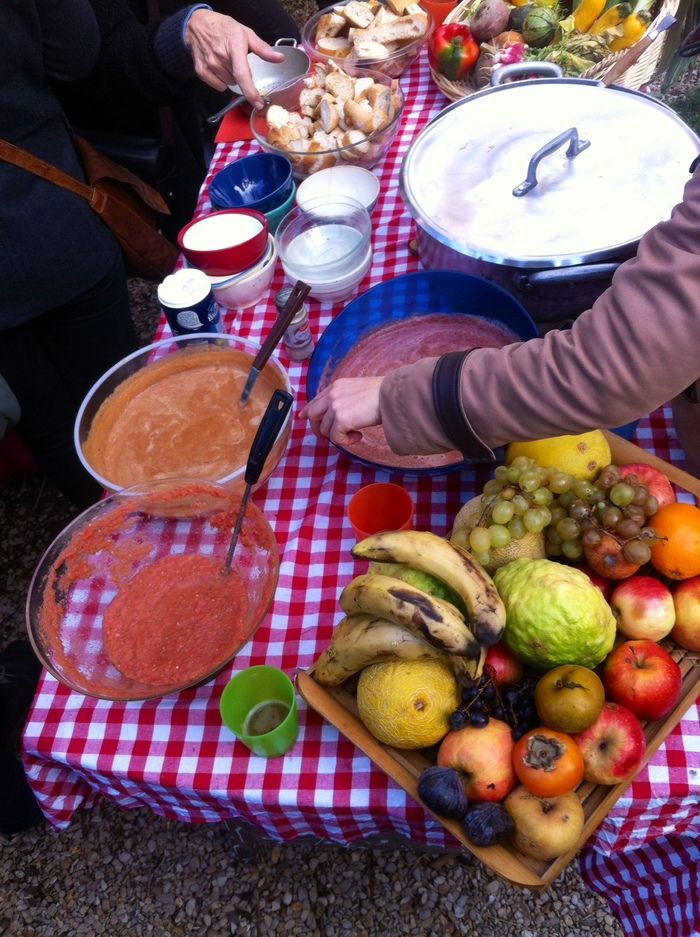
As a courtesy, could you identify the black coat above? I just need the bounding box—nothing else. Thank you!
[0,0,120,327]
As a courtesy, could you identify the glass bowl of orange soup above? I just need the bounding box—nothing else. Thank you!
[74,333,292,495]
[26,478,280,700]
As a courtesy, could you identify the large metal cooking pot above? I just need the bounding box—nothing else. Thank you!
[400,66,700,328]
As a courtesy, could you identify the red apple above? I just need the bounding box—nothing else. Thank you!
[671,576,700,652]
[437,717,516,802]
[618,463,676,509]
[574,562,614,600]
[573,702,646,785]
[610,576,676,641]
[484,642,524,686]
[602,639,682,721]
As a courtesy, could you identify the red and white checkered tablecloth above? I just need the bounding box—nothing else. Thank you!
[22,54,700,936]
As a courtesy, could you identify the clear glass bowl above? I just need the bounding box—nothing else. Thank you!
[301,1,434,78]
[26,479,280,701]
[276,195,372,303]
[249,64,405,181]
[75,333,292,495]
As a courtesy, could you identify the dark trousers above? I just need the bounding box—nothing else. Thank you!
[0,256,137,509]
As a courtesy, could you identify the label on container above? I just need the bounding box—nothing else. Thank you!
[158,269,221,336]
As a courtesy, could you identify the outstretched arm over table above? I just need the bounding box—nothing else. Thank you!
[303,166,700,460]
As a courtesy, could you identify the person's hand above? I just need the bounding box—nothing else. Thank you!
[184,9,285,107]
[301,377,384,446]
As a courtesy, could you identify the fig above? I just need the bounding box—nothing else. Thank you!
[462,802,514,847]
[417,766,469,820]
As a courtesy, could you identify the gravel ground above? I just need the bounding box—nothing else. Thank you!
[5,8,700,934]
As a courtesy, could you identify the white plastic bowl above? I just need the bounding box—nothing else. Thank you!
[296,166,380,215]
[208,234,278,310]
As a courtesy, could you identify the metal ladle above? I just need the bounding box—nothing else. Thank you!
[222,388,293,574]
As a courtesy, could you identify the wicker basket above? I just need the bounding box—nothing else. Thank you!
[429,0,681,100]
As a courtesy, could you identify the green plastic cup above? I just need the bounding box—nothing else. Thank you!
[219,665,298,757]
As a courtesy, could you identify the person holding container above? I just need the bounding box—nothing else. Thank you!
[302,26,700,474]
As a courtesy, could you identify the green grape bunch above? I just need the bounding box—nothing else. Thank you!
[451,457,659,571]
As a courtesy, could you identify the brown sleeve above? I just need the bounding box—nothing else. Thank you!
[380,167,700,459]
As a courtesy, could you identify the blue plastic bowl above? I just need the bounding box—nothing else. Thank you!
[210,153,294,215]
[307,270,538,474]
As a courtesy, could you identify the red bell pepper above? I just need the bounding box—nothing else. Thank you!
[428,22,479,81]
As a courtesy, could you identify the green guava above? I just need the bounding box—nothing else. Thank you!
[493,558,616,672]
[369,562,467,617]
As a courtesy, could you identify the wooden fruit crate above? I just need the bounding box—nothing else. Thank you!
[297,432,700,890]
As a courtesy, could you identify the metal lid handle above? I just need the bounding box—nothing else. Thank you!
[513,127,591,197]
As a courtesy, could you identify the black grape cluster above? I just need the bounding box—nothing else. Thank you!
[449,671,539,740]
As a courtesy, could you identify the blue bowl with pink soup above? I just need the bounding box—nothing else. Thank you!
[307,270,539,475]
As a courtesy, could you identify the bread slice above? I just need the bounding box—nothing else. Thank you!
[352,12,428,43]
[341,0,375,28]
[317,35,353,56]
[387,0,415,13]
[315,11,347,40]
[353,38,391,59]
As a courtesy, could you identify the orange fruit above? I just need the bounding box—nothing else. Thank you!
[649,502,700,580]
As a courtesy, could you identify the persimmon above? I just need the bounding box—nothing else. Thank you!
[512,727,584,797]
[649,502,700,580]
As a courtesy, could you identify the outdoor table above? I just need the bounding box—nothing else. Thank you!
[23,52,699,937]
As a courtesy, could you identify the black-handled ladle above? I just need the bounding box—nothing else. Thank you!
[222,388,293,574]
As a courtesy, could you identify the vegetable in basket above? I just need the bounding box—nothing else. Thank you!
[590,2,633,35]
[428,22,480,79]
[608,8,653,50]
[573,0,607,32]
[474,32,528,87]
[521,6,559,46]
[468,0,511,42]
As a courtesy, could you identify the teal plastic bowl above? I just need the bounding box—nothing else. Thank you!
[264,183,296,235]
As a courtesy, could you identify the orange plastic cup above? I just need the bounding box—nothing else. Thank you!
[418,0,456,28]
[348,482,414,541]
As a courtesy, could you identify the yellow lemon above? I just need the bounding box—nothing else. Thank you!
[356,658,458,749]
[505,430,611,481]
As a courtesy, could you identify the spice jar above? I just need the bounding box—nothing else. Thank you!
[275,287,314,361]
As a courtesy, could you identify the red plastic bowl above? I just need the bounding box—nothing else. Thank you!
[177,209,269,276]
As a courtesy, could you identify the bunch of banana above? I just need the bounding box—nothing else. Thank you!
[311,530,505,687]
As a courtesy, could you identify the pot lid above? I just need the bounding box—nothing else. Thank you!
[400,79,700,268]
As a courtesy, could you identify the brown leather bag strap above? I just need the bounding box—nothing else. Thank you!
[0,138,96,204]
